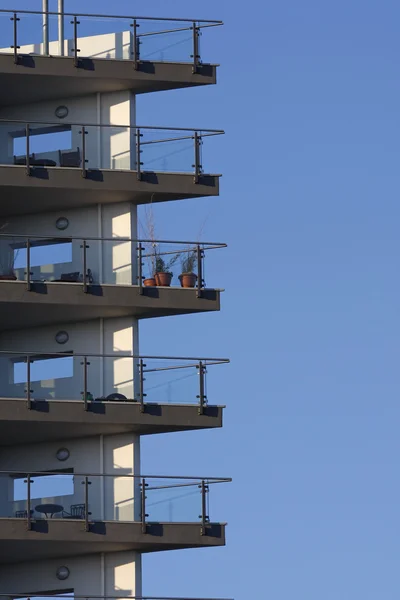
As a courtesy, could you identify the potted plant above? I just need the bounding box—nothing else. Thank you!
[154,250,178,287]
[179,248,198,288]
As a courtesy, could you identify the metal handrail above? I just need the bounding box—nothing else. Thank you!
[0,231,226,248]
[0,350,229,363]
[0,118,224,135]
[0,8,223,25]
[0,469,231,482]
[0,597,233,600]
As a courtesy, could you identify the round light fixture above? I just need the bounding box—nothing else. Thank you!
[56,448,70,462]
[56,565,70,580]
[55,331,69,345]
[55,217,69,231]
[55,105,69,119]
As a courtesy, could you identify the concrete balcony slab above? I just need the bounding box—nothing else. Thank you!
[0,281,221,331]
[0,166,220,217]
[0,54,217,107]
[0,519,226,564]
[0,399,223,444]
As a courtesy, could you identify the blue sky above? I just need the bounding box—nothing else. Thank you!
[2,0,400,599]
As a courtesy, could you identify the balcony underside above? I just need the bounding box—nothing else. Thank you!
[0,281,220,331]
[0,166,219,216]
[0,400,223,444]
[0,54,217,107]
[0,520,225,564]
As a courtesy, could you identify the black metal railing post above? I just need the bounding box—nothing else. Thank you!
[71,16,80,67]
[81,355,90,410]
[11,13,20,64]
[82,476,91,532]
[26,238,31,291]
[80,126,88,178]
[25,123,30,176]
[81,239,89,292]
[25,354,32,410]
[141,477,148,533]
[137,244,144,295]
[193,131,202,183]
[26,473,32,530]
[199,479,209,535]
[196,243,204,298]
[136,128,142,181]
[197,360,207,415]
[131,19,140,70]
[191,21,200,73]
[139,358,146,412]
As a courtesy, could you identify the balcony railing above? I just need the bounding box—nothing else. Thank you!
[1,597,233,600]
[0,232,227,296]
[1,470,231,532]
[0,9,222,69]
[0,350,229,411]
[0,119,223,180]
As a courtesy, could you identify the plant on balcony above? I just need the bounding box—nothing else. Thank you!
[178,247,198,288]
[154,249,179,287]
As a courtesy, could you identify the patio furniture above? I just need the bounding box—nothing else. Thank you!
[14,155,57,167]
[15,509,33,518]
[62,503,87,519]
[35,503,64,518]
[59,147,81,167]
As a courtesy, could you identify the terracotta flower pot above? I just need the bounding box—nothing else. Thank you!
[0,274,17,281]
[155,272,172,287]
[143,277,156,287]
[179,273,198,288]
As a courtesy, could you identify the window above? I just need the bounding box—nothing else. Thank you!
[13,127,72,156]
[13,356,73,384]
[14,241,72,270]
[13,472,74,501]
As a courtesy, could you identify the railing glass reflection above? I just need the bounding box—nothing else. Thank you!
[0,9,222,66]
[0,350,228,408]
[0,470,230,526]
[0,119,223,176]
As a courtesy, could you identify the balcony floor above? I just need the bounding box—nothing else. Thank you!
[0,54,217,106]
[0,520,226,564]
[0,399,223,444]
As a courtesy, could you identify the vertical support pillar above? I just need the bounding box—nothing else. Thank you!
[42,0,49,55]
[58,0,65,56]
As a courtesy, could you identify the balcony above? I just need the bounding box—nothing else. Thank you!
[0,234,226,328]
[0,351,229,443]
[0,120,223,214]
[0,9,222,105]
[0,471,230,562]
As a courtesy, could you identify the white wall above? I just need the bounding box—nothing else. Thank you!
[0,551,142,597]
[0,30,133,61]
[0,432,140,522]
[0,316,138,401]
[0,202,138,285]
[0,90,136,170]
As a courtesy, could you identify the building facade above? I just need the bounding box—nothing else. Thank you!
[0,6,229,599]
